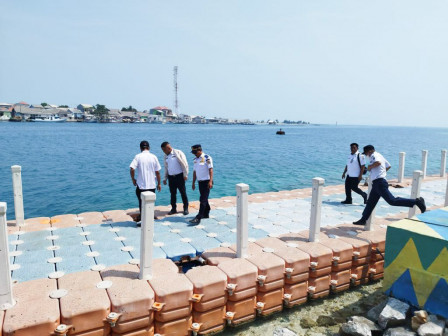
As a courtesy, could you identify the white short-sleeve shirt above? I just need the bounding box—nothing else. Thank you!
[130,150,161,189]
[166,151,183,176]
[368,151,391,181]
[347,151,365,177]
[193,153,213,181]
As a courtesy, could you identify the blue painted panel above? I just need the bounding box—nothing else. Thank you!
[15,249,54,264]
[84,224,112,232]
[157,232,196,261]
[130,246,167,260]
[20,230,49,242]
[20,239,52,252]
[56,256,94,274]
[95,251,132,267]
[55,245,91,258]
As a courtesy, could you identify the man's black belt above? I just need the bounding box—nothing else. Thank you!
[168,172,183,177]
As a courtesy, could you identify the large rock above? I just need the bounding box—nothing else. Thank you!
[378,298,410,329]
[316,315,336,327]
[300,316,317,328]
[384,327,417,336]
[273,327,298,336]
[367,299,388,322]
[349,316,382,336]
[417,321,444,336]
[340,321,372,336]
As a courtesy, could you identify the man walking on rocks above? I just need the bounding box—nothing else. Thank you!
[130,140,161,223]
[161,141,189,215]
[341,143,368,205]
[189,144,213,225]
[353,145,426,225]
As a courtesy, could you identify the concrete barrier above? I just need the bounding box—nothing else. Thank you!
[408,170,423,218]
[398,152,405,183]
[0,202,16,310]
[11,166,24,227]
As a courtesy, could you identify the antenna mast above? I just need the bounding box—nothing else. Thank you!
[173,66,178,115]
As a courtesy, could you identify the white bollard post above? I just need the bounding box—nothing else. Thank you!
[441,149,447,178]
[365,177,376,231]
[309,178,324,242]
[139,191,155,280]
[445,175,448,207]
[0,202,16,310]
[408,170,423,218]
[398,152,406,183]
[11,166,24,227]
[236,183,249,258]
[421,150,428,179]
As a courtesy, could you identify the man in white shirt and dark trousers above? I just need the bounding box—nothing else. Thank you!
[341,143,368,204]
[189,144,213,225]
[130,140,161,223]
[353,145,426,226]
[161,142,189,215]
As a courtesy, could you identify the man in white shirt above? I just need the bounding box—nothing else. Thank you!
[353,145,426,226]
[161,141,189,216]
[130,140,161,222]
[189,144,213,225]
[341,143,368,204]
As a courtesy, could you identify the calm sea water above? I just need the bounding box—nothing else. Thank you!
[1,123,447,219]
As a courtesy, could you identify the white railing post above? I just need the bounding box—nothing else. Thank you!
[421,150,428,179]
[365,177,376,231]
[236,183,249,258]
[309,178,324,242]
[441,149,447,178]
[445,175,448,207]
[408,170,423,218]
[11,166,24,227]
[139,191,155,280]
[398,152,406,183]
[0,202,16,310]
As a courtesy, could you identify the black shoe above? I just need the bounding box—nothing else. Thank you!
[341,200,352,205]
[189,217,201,224]
[183,209,189,216]
[416,197,426,213]
[136,221,141,227]
[363,194,368,205]
[353,219,366,226]
[168,209,177,215]
[203,215,209,219]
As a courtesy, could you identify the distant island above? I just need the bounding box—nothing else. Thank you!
[0,101,309,125]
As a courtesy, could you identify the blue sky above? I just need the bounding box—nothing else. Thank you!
[1,1,447,126]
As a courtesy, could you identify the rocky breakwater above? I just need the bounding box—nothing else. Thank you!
[339,297,448,336]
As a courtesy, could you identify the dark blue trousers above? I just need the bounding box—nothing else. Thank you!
[361,178,416,220]
[198,180,211,219]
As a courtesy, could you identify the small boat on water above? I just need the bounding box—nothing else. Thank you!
[276,129,285,135]
[29,115,66,122]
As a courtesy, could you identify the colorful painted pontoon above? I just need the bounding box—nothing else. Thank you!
[384,207,448,319]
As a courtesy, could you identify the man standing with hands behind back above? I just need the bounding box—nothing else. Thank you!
[189,144,213,225]
[161,141,189,215]
[130,140,161,224]
[341,143,368,205]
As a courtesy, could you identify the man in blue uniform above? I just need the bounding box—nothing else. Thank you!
[353,145,426,225]
[189,144,213,224]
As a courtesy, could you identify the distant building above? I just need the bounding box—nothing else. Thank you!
[0,106,12,121]
[12,106,60,120]
[150,106,171,116]
[77,104,94,113]
[192,116,206,124]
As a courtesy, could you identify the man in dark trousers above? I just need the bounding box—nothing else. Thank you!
[161,141,189,215]
[130,140,161,223]
[189,144,213,225]
[341,143,368,204]
[353,145,426,225]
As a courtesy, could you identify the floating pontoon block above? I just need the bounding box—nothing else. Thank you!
[2,278,60,336]
[256,288,284,316]
[191,306,226,335]
[384,209,448,318]
[103,210,134,223]
[51,214,80,228]
[330,269,351,292]
[323,227,372,260]
[78,212,106,225]
[154,316,192,336]
[226,296,256,326]
[111,325,154,336]
[201,247,236,266]
[22,217,51,232]
[149,272,193,323]
[284,281,308,307]
[100,264,155,334]
[185,265,227,312]
[156,232,196,262]
[218,258,258,302]
[58,270,111,335]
